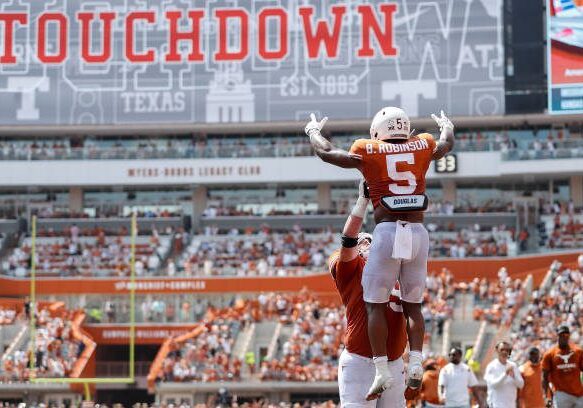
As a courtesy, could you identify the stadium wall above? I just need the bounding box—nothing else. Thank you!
[1,251,578,297]
[0,153,582,187]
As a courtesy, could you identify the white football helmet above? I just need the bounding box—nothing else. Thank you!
[369,107,410,141]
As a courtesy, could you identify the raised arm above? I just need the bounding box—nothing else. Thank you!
[430,110,455,161]
[305,113,362,169]
[339,180,370,262]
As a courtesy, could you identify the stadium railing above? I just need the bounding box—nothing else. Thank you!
[502,139,583,161]
[200,212,516,232]
[147,325,206,392]
[68,312,97,380]
[0,130,578,161]
[35,217,183,234]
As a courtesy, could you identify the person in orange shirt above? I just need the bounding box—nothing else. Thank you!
[518,347,546,408]
[307,108,454,398]
[542,325,583,408]
[329,180,409,407]
[420,359,443,407]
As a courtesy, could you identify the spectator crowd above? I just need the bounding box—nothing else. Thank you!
[160,319,243,383]
[429,226,512,258]
[260,294,343,382]
[3,225,170,278]
[0,128,575,162]
[177,230,334,277]
[1,307,84,381]
[509,261,582,364]
[0,401,340,408]
[156,291,343,384]
[470,267,525,325]
[545,213,583,249]
[423,269,455,341]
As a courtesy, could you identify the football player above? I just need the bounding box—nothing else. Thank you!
[306,107,454,399]
[329,179,408,407]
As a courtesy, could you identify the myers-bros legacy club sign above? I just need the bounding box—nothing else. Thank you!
[0,0,504,125]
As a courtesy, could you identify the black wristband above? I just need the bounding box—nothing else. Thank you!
[341,235,358,248]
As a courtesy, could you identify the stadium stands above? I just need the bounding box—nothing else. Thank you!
[0,402,339,408]
[541,214,583,249]
[149,292,341,383]
[35,209,181,219]
[202,200,518,218]
[176,232,334,277]
[3,229,171,277]
[1,223,524,280]
[0,128,577,161]
[85,296,222,325]
[260,296,342,382]
[509,261,583,364]
[160,319,243,383]
[471,274,525,325]
[0,305,92,382]
[423,270,455,339]
[429,227,513,258]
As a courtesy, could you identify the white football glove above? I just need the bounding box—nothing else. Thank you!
[305,113,328,136]
[366,365,394,401]
[431,110,454,132]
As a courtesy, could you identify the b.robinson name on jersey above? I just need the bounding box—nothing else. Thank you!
[365,138,430,154]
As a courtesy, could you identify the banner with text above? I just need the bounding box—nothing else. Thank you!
[0,154,508,187]
[0,0,504,125]
[84,325,199,345]
[547,0,583,113]
[0,252,578,296]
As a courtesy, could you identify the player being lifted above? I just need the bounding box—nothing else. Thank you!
[329,179,408,407]
[305,107,454,399]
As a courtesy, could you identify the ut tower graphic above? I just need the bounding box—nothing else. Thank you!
[206,64,255,123]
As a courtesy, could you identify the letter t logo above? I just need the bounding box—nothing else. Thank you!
[7,76,50,120]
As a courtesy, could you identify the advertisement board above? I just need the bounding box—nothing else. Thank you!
[0,252,577,296]
[0,153,502,187]
[0,0,504,125]
[547,0,583,113]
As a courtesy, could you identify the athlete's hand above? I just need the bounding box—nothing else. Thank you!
[305,113,328,136]
[366,391,382,401]
[366,368,393,401]
[358,179,370,199]
[431,110,454,132]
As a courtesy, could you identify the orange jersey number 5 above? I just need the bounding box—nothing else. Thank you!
[350,134,436,208]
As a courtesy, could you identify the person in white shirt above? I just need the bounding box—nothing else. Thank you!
[485,341,524,408]
[438,347,480,408]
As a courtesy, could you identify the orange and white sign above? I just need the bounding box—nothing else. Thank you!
[84,325,198,345]
[0,251,579,296]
